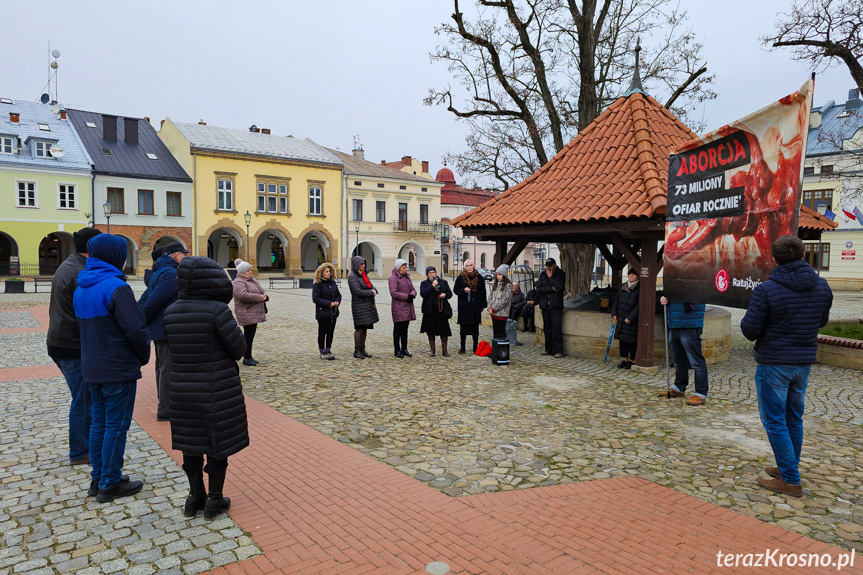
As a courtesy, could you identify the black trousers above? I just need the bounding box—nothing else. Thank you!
[541,308,563,354]
[243,323,257,359]
[619,340,637,361]
[522,305,536,331]
[393,321,410,351]
[492,318,507,340]
[317,317,336,350]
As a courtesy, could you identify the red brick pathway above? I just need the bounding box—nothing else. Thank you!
[3,307,856,574]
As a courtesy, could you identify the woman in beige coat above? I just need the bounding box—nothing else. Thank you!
[232,259,268,366]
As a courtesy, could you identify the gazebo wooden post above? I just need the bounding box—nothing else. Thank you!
[493,240,507,268]
[610,246,623,294]
[635,237,660,368]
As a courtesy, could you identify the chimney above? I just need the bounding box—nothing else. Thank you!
[352,148,365,160]
[381,160,386,165]
[123,117,139,145]
[103,114,118,141]
[421,160,428,173]
[9,112,19,123]
[59,110,67,120]
[848,88,862,110]
[402,155,412,165]
[810,110,822,129]
[160,119,165,129]
[261,128,271,135]
[249,125,259,133]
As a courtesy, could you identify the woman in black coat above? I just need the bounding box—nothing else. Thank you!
[419,265,453,357]
[347,255,379,359]
[163,256,248,520]
[312,262,341,360]
[610,269,640,368]
[452,259,487,354]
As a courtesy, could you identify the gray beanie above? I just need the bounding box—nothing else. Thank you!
[495,264,509,276]
[235,259,252,274]
[395,258,408,271]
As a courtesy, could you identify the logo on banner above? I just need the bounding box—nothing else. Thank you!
[715,269,729,292]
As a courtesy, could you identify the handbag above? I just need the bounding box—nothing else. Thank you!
[263,302,268,314]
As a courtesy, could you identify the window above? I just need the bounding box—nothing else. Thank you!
[803,166,814,175]
[100,147,113,156]
[137,190,154,215]
[420,204,429,224]
[804,242,830,271]
[257,195,266,212]
[279,197,287,213]
[0,98,12,104]
[821,165,834,175]
[58,184,77,210]
[309,186,322,215]
[85,121,97,128]
[421,187,428,192]
[256,178,289,213]
[146,153,159,160]
[352,199,363,221]
[376,201,386,222]
[17,181,36,208]
[279,184,287,195]
[0,136,13,154]
[398,202,408,230]
[34,140,52,158]
[399,185,406,190]
[377,183,385,188]
[354,181,362,186]
[267,196,277,213]
[107,188,125,214]
[166,192,182,216]
[217,179,233,211]
[802,189,833,211]
[480,253,487,268]
[37,123,50,132]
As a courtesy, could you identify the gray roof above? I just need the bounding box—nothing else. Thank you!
[173,122,342,167]
[0,99,92,172]
[68,109,191,182]
[807,88,863,156]
[326,148,439,183]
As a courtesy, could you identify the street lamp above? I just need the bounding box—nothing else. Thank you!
[243,211,251,262]
[354,219,361,259]
[815,202,827,276]
[102,200,112,234]
[816,201,828,216]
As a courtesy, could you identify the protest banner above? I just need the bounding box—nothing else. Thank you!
[663,80,814,309]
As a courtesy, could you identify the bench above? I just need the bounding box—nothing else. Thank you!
[268,276,297,289]
[34,277,54,292]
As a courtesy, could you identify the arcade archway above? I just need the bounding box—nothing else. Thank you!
[207,228,244,267]
[38,232,74,275]
[397,241,425,274]
[300,231,330,272]
[0,232,19,275]
[351,241,384,277]
[256,229,289,271]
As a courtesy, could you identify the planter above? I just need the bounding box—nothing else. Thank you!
[4,280,25,294]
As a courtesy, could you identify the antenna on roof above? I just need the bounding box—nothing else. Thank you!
[352,134,363,150]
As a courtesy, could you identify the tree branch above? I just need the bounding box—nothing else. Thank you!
[664,65,708,109]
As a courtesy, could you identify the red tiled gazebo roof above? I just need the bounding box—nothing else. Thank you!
[451,91,698,229]
[798,204,839,231]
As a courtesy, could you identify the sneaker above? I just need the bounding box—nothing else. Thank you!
[553,353,563,358]
[685,395,706,406]
[70,455,90,466]
[95,478,143,502]
[88,475,130,497]
[658,389,686,398]
[325,353,336,361]
[320,352,329,360]
[765,466,780,478]
[756,476,802,497]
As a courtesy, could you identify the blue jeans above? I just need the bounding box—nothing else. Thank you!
[89,382,137,489]
[755,364,811,485]
[52,358,91,460]
[669,328,709,398]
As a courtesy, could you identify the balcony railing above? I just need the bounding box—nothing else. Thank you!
[392,220,436,234]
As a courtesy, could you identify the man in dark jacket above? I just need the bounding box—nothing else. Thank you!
[73,234,150,502]
[522,283,538,333]
[138,241,189,421]
[741,236,832,498]
[142,246,165,285]
[47,227,101,465]
[536,258,565,357]
[658,296,708,406]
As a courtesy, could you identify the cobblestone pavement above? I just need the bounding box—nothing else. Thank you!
[0,283,861,574]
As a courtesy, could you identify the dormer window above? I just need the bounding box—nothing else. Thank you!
[37,123,51,132]
[100,147,113,156]
[34,140,53,158]
[0,98,12,105]
[0,136,13,154]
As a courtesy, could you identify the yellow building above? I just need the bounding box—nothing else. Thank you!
[159,120,343,275]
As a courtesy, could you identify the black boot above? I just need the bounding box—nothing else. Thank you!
[459,333,467,354]
[361,347,373,358]
[182,456,207,518]
[354,349,365,359]
[204,457,231,520]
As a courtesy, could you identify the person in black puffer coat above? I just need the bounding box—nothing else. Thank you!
[163,256,248,520]
[347,255,379,359]
[312,262,341,360]
[611,269,640,368]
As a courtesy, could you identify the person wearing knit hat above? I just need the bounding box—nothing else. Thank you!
[487,266,513,340]
[420,265,453,356]
[232,259,268,366]
[389,259,417,358]
[47,227,103,466]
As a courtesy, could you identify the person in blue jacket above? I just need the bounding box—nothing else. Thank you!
[138,242,189,421]
[741,235,832,498]
[658,296,708,406]
[74,234,151,503]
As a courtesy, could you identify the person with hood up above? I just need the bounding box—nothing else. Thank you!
[232,259,268,366]
[47,227,101,466]
[453,259,487,354]
[419,265,453,356]
[163,256,249,519]
[312,262,341,360]
[741,236,832,498]
[348,255,379,359]
[389,258,417,358]
[487,265,513,341]
[610,269,640,368]
[73,234,150,503]
[138,241,189,421]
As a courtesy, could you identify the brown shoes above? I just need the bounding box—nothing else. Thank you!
[765,466,780,478]
[658,389,686,398]
[540,351,551,356]
[757,476,802,497]
[554,353,563,358]
[685,395,706,406]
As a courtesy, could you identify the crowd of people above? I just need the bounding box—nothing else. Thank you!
[46,230,831,515]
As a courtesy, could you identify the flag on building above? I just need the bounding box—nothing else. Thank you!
[854,206,863,225]
[843,207,857,220]
[824,207,836,221]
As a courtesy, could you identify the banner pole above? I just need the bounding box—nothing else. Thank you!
[663,304,671,400]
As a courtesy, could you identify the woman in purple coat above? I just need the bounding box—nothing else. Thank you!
[388,258,417,358]
[232,259,268,366]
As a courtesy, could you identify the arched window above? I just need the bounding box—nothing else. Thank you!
[480,253,487,268]
[442,253,449,274]
[463,251,470,263]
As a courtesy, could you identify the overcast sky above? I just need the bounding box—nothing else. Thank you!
[2,0,855,182]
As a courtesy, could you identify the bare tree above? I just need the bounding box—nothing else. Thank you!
[763,0,863,94]
[427,0,715,295]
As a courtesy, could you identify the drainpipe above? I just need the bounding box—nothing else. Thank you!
[193,153,198,255]
[341,171,347,277]
[90,171,96,227]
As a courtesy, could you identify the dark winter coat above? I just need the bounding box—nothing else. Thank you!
[138,254,180,341]
[741,259,832,365]
[665,302,706,329]
[419,277,453,336]
[348,256,379,328]
[509,289,525,320]
[388,267,417,322]
[312,267,342,322]
[536,267,566,310]
[163,257,249,458]
[611,281,640,344]
[232,274,267,326]
[419,277,453,315]
[47,252,87,357]
[73,235,150,385]
[453,272,487,325]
